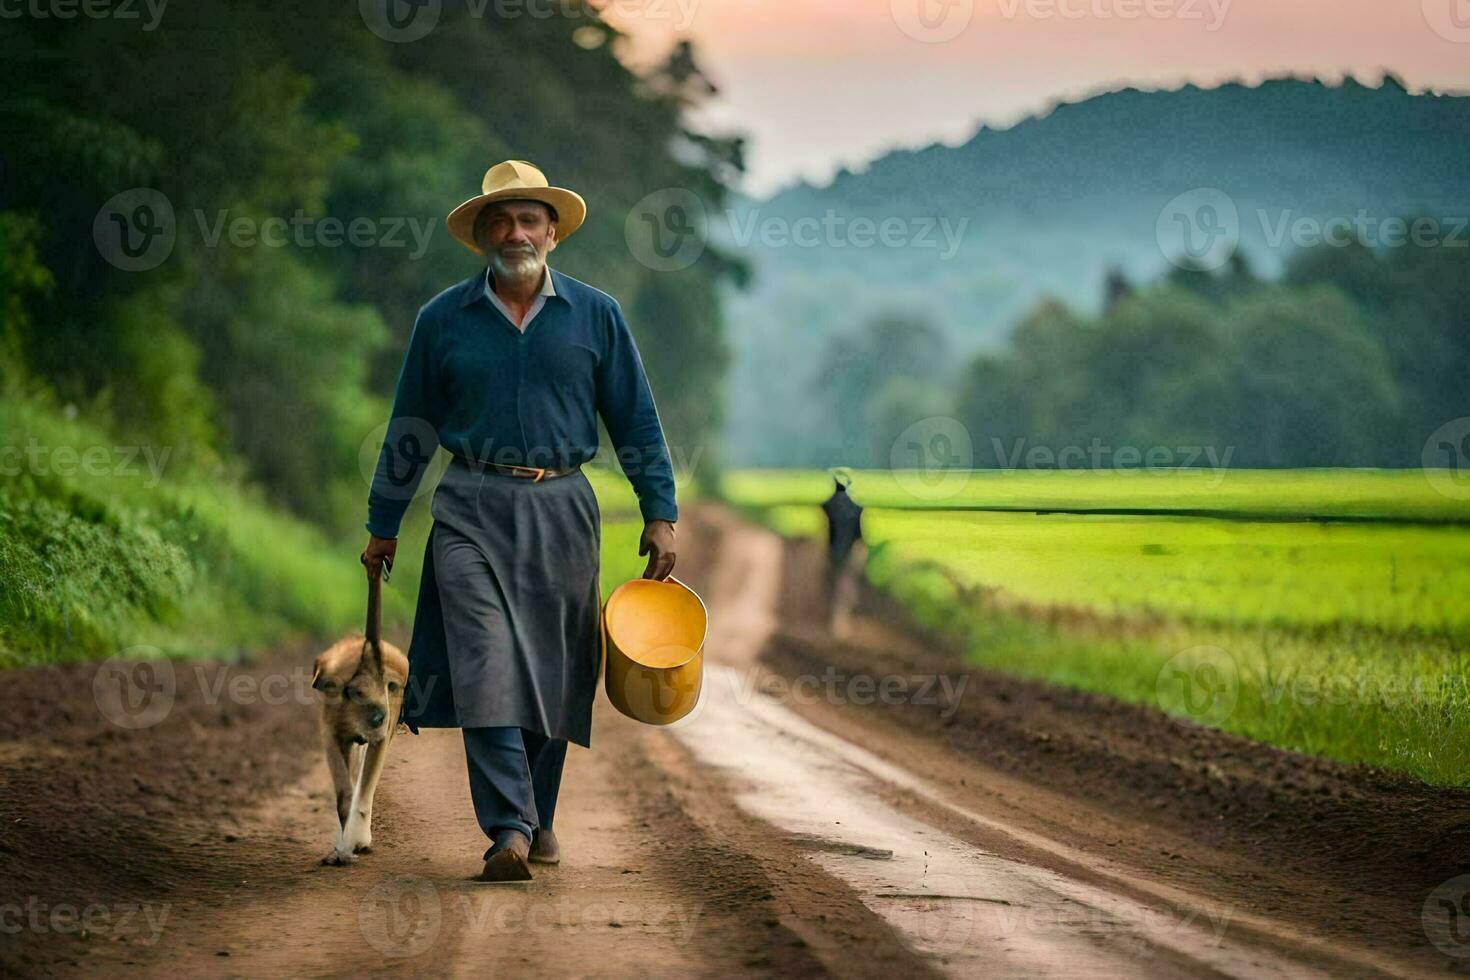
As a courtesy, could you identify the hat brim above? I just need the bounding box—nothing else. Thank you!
[447,187,587,254]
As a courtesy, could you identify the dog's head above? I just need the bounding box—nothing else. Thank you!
[312,634,408,745]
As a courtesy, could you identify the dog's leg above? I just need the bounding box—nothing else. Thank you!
[322,734,361,866]
[342,724,395,855]
[323,729,354,830]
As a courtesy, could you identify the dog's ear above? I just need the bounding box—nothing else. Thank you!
[313,637,363,693]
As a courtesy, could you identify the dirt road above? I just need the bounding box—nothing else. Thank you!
[2,505,1466,976]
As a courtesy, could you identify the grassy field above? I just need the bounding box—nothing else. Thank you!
[724,467,1470,522]
[724,468,1470,786]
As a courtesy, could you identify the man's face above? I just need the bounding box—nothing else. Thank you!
[476,200,557,279]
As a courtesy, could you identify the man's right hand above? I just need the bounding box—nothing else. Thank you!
[362,535,398,580]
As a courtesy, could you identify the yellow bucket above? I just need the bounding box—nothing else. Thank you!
[602,576,707,725]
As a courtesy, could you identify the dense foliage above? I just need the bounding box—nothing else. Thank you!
[953,244,1470,468]
[804,238,1470,470]
[1,1,743,534]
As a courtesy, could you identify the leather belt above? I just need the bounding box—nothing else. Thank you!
[453,455,581,482]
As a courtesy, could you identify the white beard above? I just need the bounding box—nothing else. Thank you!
[495,250,540,280]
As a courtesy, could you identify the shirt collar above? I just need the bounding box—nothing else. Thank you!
[462,263,557,308]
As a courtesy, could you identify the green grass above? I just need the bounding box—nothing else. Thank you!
[873,558,1470,784]
[724,467,1470,522]
[0,378,368,666]
[865,510,1470,639]
[725,468,1470,786]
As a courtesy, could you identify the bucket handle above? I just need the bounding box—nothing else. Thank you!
[662,573,708,651]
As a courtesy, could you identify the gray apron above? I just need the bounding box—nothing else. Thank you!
[401,456,602,747]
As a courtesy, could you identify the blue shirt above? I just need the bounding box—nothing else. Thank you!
[365,266,679,538]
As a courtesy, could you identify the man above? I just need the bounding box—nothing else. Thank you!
[361,160,679,882]
[820,473,864,637]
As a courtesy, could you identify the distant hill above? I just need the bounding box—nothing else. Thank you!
[718,76,1470,467]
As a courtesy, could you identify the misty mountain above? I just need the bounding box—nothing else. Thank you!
[716,76,1470,467]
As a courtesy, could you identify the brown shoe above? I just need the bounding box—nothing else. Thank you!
[530,827,560,865]
[477,831,532,883]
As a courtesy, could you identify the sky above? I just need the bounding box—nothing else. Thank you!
[600,0,1470,198]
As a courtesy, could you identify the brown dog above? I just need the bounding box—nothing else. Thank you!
[313,567,408,866]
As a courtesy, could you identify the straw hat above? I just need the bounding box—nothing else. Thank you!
[446,160,587,254]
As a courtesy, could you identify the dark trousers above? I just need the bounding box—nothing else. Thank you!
[462,726,567,858]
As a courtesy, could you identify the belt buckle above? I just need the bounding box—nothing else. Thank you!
[506,464,547,482]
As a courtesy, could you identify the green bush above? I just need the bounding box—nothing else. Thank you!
[0,379,371,666]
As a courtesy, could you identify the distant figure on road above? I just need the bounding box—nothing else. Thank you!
[820,474,864,637]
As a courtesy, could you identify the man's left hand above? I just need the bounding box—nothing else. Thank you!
[639,520,676,581]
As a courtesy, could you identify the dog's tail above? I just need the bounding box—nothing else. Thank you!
[364,563,384,669]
